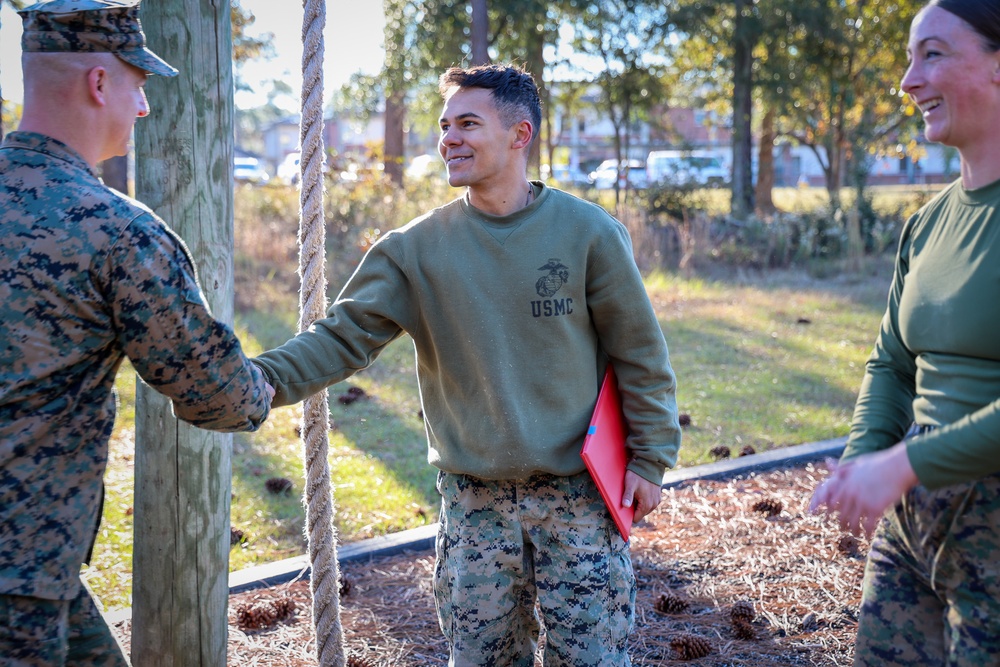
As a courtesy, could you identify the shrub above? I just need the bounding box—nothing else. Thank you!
[235,178,917,281]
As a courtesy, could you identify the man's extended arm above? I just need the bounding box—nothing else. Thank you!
[107,214,271,431]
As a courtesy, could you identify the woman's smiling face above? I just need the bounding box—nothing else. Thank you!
[901,5,1000,150]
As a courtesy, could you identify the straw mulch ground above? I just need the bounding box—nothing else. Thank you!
[115,461,867,666]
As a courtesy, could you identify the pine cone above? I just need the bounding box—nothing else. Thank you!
[732,618,756,640]
[670,633,712,660]
[738,444,756,456]
[346,655,377,667]
[230,527,246,546]
[678,413,692,427]
[340,574,353,597]
[234,595,296,631]
[265,477,293,495]
[730,600,756,622]
[653,591,690,615]
[234,603,266,631]
[709,445,731,460]
[837,534,860,556]
[272,596,296,619]
[751,498,783,517]
[337,386,367,405]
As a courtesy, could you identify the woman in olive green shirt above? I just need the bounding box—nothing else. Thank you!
[811,1,1000,664]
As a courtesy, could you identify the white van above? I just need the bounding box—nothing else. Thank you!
[646,150,729,187]
[276,152,301,185]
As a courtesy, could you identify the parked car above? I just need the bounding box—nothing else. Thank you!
[276,152,301,185]
[233,156,269,185]
[588,159,647,190]
[276,151,333,185]
[646,150,729,187]
[544,164,591,187]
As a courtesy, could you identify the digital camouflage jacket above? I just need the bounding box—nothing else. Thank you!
[0,132,270,600]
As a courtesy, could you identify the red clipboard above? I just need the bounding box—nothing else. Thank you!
[580,365,633,540]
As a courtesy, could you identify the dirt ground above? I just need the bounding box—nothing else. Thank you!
[115,461,867,666]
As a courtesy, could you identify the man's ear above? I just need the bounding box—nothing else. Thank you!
[511,120,534,150]
[87,65,109,107]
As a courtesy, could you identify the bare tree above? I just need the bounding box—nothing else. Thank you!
[471,0,489,66]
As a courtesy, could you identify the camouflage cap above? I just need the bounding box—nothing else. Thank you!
[19,0,178,77]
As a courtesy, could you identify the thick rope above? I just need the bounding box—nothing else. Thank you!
[297,0,346,665]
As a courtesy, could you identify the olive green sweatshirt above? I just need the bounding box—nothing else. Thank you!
[253,183,680,484]
[843,177,1000,489]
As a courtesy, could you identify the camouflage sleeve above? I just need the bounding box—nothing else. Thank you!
[102,213,270,432]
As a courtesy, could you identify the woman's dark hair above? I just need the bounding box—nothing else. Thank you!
[928,0,1000,51]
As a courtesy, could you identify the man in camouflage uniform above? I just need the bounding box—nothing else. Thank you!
[0,2,273,664]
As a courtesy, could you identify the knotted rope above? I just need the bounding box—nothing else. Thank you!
[297,0,346,665]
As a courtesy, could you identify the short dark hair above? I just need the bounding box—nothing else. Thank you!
[928,0,1000,51]
[438,64,542,144]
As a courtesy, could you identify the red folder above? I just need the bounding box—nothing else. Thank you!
[580,365,633,540]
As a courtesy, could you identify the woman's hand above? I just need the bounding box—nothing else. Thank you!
[809,442,918,536]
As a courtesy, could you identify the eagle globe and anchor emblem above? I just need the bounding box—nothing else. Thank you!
[536,258,569,297]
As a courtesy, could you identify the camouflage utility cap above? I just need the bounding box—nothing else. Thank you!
[19,0,178,77]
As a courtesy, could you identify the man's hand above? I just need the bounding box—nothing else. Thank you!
[622,471,663,524]
[808,442,918,537]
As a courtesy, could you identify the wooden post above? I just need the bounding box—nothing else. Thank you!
[100,156,128,196]
[131,2,235,664]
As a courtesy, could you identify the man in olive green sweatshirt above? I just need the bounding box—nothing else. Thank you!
[253,63,680,666]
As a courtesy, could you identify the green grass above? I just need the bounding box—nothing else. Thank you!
[646,262,891,462]
[581,183,943,223]
[83,183,901,610]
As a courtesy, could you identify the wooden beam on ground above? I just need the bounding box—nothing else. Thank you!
[131,2,236,664]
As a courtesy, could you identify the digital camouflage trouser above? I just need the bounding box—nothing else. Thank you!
[434,469,635,667]
[855,473,1000,667]
[0,580,129,667]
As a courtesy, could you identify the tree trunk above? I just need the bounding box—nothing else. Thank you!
[755,106,776,215]
[543,83,554,176]
[825,93,848,210]
[525,15,545,179]
[826,140,843,211]
[470,0,489,66]
[384,89,405,187]
[100,156,128,195]
[611,120,623,209]
[132,2,235,664]
[730,0,755,221]
[622,96,634,205]
[383,0,407,188]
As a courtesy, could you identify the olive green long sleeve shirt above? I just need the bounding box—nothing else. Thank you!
[254,184,681,485]
[843,178,1000,489]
